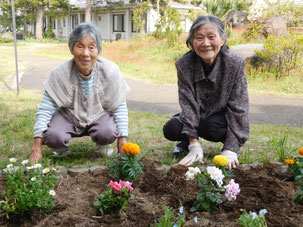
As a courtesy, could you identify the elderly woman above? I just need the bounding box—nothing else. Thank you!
[163,15,249,169]
[29,23,130,162]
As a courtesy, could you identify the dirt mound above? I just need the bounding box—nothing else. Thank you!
[1,159,302,227]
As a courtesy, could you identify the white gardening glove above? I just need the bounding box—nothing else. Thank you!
[221,150,239,170]
[178,142,203,166]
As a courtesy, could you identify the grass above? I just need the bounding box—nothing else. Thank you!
[0,90,302,169]
[1,32,302,97]
[0,47,21,80]
[0,32,302,168]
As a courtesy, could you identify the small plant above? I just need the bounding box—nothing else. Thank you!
[272,135,297,163]
[0,159,58,218]
[152,205,185,227]
[152,205,198,227]
[238,209,268,227]
[286,147,303,204]
[93,180,134,216]
[190,166,240,212]
[108,142,144,182]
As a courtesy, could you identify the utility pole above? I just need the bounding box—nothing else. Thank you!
[11,0,20,96]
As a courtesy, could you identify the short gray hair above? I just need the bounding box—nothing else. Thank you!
[68,23,102,54]
[186,15,226,50]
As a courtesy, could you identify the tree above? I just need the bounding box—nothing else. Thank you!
[132,1,150,33]
[0,0,24,33]
[0,0,70,39]
[85,0,92,23]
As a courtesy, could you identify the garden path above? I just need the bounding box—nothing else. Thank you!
[4,50,303,128]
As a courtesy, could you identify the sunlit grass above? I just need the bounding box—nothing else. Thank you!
[0,90,302,168]
[1,34,302,96]
[247,69,303,98]
[0,47,20,78]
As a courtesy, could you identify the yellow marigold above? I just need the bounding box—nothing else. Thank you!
[213,155,228,167]
[285,159,295,165]
[123,142,140,155]
[299,147,303,156]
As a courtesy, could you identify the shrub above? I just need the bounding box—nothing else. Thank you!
[254,33,303,78]
[43,23,56,39]
[0,37,14,43]
[153,7,183,47]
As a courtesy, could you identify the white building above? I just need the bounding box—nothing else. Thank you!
[44,0,200,41]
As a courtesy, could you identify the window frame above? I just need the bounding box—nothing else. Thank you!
[113,14,125,32]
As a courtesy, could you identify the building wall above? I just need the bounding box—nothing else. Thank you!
[35,4,197,41]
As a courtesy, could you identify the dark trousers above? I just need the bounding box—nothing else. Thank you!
[42,111,121,149]
[162,113,227,146]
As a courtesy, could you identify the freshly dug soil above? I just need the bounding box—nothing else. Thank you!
[0,159,302,227]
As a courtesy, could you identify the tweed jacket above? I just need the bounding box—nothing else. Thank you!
[175,50,249,152]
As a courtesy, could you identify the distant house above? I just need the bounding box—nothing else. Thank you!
[40,0,200,41]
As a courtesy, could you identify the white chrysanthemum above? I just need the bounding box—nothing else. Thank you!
[9,158,17,163]
[34,163,42,168]
[6,164,13,169]
[49,190,56,196]
[21,160,29,165]
[27,166,34,170]
[43,168,50,174]
[31,177,37,181]
[206,166,225,187]
[185,167,201,180]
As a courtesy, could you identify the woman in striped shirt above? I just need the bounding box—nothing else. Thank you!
[29,23,130,162]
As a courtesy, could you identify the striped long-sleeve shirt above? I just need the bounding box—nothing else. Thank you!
[33,74,129,137]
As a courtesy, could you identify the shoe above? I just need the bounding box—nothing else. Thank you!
[95,144,114,157]
[52,147,71,157]
[173,141,189,156]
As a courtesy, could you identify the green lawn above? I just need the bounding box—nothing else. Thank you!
[0,90,302,169]
[0,34,302,168]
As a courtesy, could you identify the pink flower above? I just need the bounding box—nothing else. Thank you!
[109,180,122,193]
[119,180,133,192]
[224,179,240,201]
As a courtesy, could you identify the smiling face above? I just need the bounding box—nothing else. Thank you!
[72,35,99,76]
[192,23,225,64]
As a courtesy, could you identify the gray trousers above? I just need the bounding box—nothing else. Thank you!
[42,111,121,149]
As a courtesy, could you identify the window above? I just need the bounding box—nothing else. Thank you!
[113,14,124,32]
[63,18,66,27]
[72,15,78,29]
[81,14,85,23]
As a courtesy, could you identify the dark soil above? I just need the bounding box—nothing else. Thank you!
[1,159,302,227]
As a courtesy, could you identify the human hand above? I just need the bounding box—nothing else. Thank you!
[179,142,203,166]
[29,138,43,163]
[117,136,127,153]
[221,150,239,170]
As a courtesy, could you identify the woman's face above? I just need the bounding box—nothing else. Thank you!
[72,35,99,76]
[192,23,225,64]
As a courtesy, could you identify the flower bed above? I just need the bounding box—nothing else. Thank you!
[1,159,303,226]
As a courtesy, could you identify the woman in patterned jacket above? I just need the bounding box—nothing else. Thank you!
[29,23,130,162]
[163,15,249,169]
